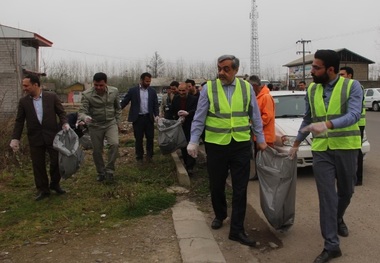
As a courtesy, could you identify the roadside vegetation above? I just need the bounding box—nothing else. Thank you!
[0,113,182,249]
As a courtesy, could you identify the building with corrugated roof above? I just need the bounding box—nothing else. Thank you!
[0,24,52,117]
[283,48,376,89]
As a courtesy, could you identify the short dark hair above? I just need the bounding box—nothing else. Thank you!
[169,81,179,87]
[267,83,273,90]
[314,49,340,74]
[248,75,261,86]
[140,72,152,80]
[93,72,107,82]
[299,80,306,85]
[217,55,240,70]
[185,79,195,86]
[24,74,40,86]
[340,66,354,78]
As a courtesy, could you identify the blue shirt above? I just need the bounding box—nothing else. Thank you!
[32,91,43,124]
[190,78,265,144]
[296,75,363,142]
[139,85,149,114]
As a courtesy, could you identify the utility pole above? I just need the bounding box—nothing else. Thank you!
[296,39,311,82]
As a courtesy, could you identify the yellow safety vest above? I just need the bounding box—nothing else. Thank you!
[308,77,361,151]
[358,85,366,126]
[205,78,251,145]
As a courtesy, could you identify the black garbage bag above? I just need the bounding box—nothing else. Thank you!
[157,118,187,154]
[256,146,297,231]
[53,128,85,179]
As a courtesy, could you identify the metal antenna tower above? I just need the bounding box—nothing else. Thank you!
[250,0,260,75]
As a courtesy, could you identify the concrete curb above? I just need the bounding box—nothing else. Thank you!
[170,147,226,262]
[172,200,226,263]
[171,152,190,187]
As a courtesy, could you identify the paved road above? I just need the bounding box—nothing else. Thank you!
[246,111,380,263]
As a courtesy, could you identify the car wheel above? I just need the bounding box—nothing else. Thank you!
[373,102,380,111]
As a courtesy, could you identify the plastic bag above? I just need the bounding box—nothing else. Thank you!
[256,146,297,231]
[53,128,85,179]
[157,118,187,154]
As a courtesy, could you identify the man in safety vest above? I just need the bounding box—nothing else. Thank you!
[289,50,363,263]
[339,66,366,186]
[187,55,267,247]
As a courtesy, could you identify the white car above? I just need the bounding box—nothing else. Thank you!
[364,88,380,111]
[271,90,370,167]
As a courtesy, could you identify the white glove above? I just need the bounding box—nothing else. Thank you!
[10,139,20,152]
[178,110,189,117]
[187,142,199,158]
[288,147,299,160]
[154,116,160,123]
[62,123,70,131]
[84,116,92,124]
[301,122,327,136]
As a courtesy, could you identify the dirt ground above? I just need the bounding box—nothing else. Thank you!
[0,194,280,263]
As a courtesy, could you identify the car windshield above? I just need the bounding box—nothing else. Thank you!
[273,95,306,118]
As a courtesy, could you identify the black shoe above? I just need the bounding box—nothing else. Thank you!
[228,232,257,247]
[97,174,105,182]
[313,248,342,263]
[35,192,50,201]
[50,185,66,194]
[338,218,349,237]
[211,218,223,229]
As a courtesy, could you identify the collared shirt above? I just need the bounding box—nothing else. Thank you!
[32,91,43,124]
[190,78,265,144]
[139,85,149,114]
[296,75,363,142]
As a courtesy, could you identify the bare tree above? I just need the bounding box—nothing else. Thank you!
[147,51,165,78]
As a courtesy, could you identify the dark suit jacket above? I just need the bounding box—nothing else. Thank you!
[170,94,198,140]
[12,91,67,147]
[120,85,159,123]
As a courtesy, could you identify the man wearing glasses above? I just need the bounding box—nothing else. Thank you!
[289,50,363,263]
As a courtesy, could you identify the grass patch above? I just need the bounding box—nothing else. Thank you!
[0,138,178,248]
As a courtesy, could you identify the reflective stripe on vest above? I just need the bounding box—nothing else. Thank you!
[205,78,251,145]
[358,85,366,126]
[308,77,361,151]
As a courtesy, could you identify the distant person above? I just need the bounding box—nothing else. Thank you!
[298,81,307,91]
[289,50,363,263]
[248,75,275,180]
[170,82,198,176]
[10,74,69,201]
[267,83,273,91]
[79,72,121,182]
[339,66,366,186]
[160,81,179,119]
[185,79,199,100]
[187,55,267,247]
[121,72,159,163]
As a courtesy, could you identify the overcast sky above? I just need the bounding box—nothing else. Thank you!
[1,0,380,78]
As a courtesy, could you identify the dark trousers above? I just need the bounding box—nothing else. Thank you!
[205,139,251,235]
[180,147,195,170]
[132,115,154,159]
[182,124,195,170]
[356,126,365,184]
[29,145,61,193]
[313,149,357,250]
